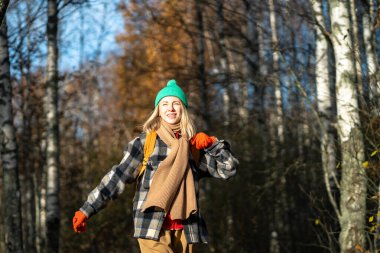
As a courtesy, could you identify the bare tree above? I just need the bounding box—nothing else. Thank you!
[19,2,37,253]
[0,171,3,253]
[312,0,339,222]
[0,18,24,253]
[215,0,233,129]
[362,0,380,111]
[45,0,60,252]
[349,0,364,98]
[268,0,289,252]
[256,4,269,163]
[328,0,367,251]
[195,0,210,131]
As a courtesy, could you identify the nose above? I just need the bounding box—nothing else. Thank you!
[168,104,174,111]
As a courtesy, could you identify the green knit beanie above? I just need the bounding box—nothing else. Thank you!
[154,80,188,107]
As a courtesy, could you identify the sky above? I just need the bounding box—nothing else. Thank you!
[7,0,125,75]
[59,0,125,71]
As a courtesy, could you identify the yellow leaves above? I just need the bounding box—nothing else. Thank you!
[315,219,320,225]
[337,145,379,170]
[369,146,378,157]
[368,214,380,235]
[116,0,193,102]
[362,146,379,169]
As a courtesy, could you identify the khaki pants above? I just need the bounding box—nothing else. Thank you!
[138,229,193,253]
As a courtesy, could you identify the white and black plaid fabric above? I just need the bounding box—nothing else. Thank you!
[80,132,239,243]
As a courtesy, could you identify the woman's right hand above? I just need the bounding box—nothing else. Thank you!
[73,210,88,233]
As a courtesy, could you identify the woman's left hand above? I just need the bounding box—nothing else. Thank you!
[190,132,216,149]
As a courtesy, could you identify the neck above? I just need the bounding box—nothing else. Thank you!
[160,119,181,133]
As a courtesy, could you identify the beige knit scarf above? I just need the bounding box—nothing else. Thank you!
[141,120,197,220]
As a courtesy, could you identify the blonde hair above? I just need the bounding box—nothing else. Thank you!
[142,102,196,140]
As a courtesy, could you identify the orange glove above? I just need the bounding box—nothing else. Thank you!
[190,132,216,150]
[73,210,88,233]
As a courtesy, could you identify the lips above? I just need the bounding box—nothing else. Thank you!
[166,113,177,118]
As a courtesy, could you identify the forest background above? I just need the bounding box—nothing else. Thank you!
[0,0,380,252]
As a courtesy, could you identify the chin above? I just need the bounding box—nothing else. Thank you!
[164,118,180,124]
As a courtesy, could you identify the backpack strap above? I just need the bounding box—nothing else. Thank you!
[138,131,157,178]
[190,144,201,167]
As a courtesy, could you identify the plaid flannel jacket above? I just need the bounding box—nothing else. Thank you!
[80,132,238,244]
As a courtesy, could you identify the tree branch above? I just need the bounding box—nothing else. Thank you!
[0,0,10,25]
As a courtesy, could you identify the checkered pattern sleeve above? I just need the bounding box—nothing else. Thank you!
[197,140,238,179]
[80,136,144,218]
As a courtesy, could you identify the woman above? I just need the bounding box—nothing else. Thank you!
[72,79,239,253]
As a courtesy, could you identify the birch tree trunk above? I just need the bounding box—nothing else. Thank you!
[245,0,256,96]
[268,0,288,251]
[349,0,363,98]
[36,152,46,253]
[216,1,234,250]
[364,1,380,248]
[363,0,380,111]
[256,7,269,163]
[0,18,24,253]
[45,0,60,252]
[0,175,3,253]
[243,0,256,127]
[269,0,285,147]
[312,0,340,219]
[240,0,260,161]
[216,0,232,129]
[195,0,210,131]
[329,0,367,251]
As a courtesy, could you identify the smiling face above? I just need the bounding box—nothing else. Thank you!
[158,96,183,125]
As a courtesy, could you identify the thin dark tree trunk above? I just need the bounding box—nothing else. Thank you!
[195,0,210,131]
[0,0,9,25]
[0,18,24,253]
[256,6,269,163]
[20,2,37,251]
[0,174,3,252]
